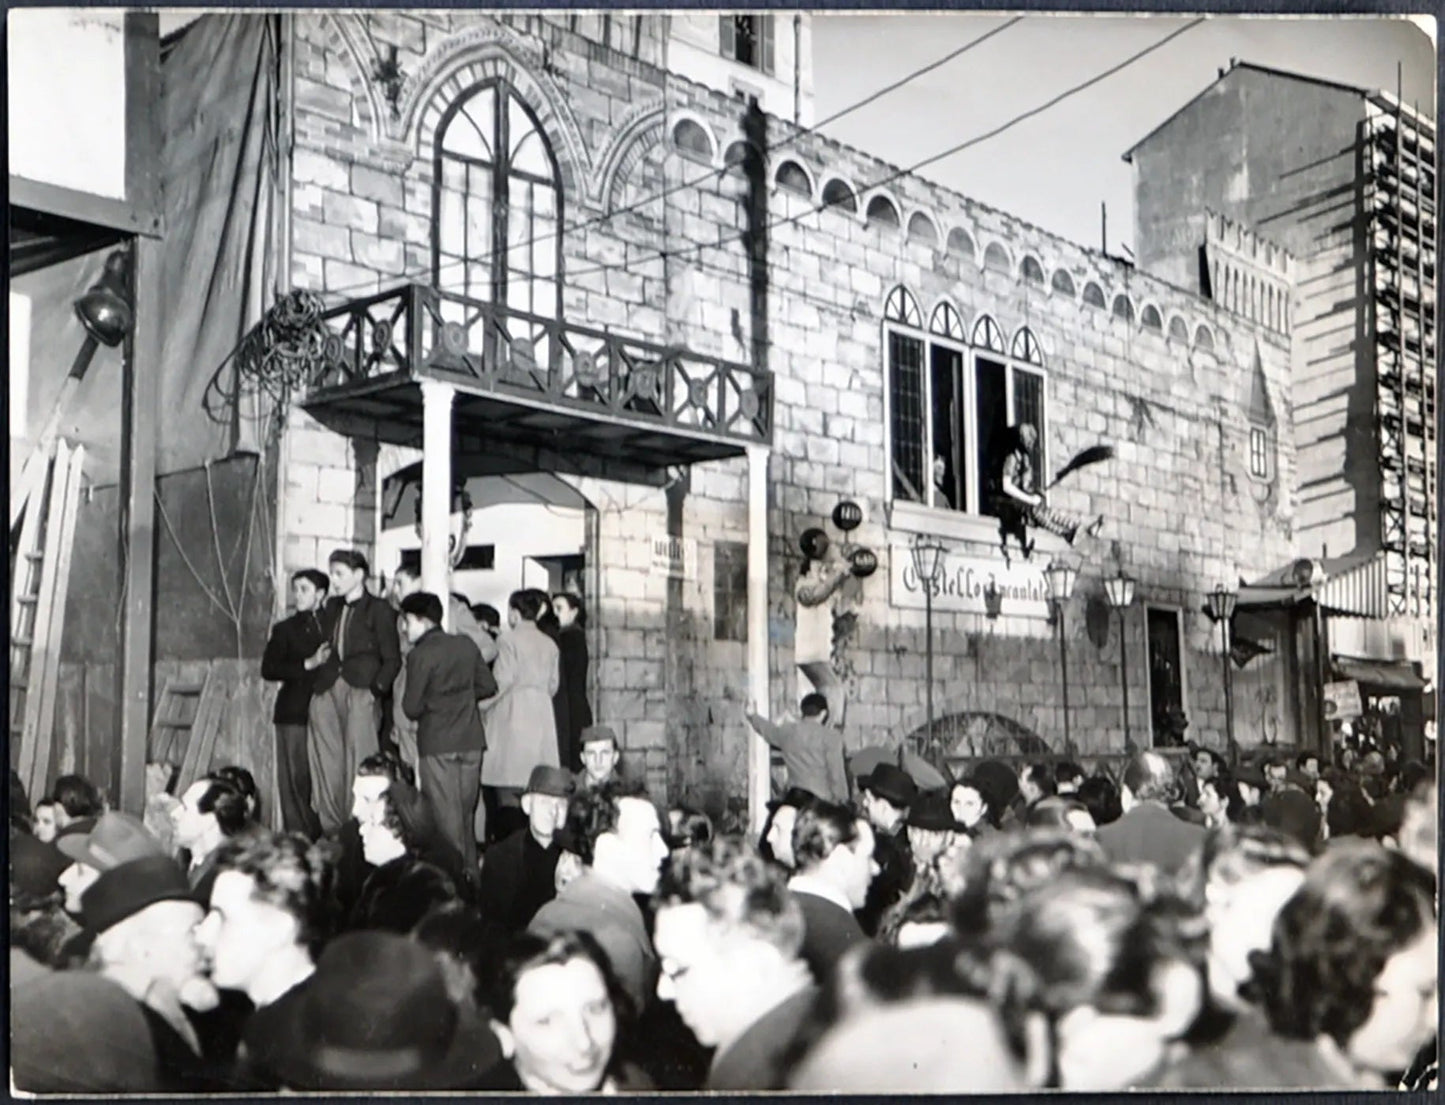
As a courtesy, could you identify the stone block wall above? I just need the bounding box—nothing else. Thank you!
[276,12,1303,803]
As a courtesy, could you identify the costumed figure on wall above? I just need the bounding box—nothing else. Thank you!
[988,422,1111,563]
[793,505,879,726]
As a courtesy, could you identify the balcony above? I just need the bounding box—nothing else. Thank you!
[303,284,774,484]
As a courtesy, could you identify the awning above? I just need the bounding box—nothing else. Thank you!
[1315,553,1390,619]
[1333,656,1427,691]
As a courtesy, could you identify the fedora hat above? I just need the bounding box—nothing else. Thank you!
[907,788,960,832]
[254,931,500,1090]
[525,765,574,799]
[79,855,195,934]
[857,762,918,807]
[57,811,164,872]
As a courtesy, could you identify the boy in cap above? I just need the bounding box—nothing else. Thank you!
[575,724,626,791]
[477,765,572,931]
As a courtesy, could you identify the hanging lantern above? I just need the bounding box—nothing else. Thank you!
[832,500,863,532]
[849,547,879,579]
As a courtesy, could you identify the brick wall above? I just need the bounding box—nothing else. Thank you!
[278,13,1301,803]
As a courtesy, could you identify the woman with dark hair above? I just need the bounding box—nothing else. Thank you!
[1196,774,1244,829]
[351,780,463,931]
[212,766,263,830]
[1157,839,1437,1088]
[977,867,1206,1090]
[480,590,561,844]
[948,777,999,838]
[171,775,251,902]
[550,592,593,773]
[950,828,1109,942]
[479,929,648,1092]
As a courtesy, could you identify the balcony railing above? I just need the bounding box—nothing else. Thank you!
[312,284,773,447]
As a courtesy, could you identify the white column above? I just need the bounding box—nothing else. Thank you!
[746,444,772,835]
[419,379,455,631]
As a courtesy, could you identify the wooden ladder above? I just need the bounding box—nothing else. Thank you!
[10,439,86,803]
[149,663,230,791]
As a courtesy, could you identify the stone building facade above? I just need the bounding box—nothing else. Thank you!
[276,12,1298,804]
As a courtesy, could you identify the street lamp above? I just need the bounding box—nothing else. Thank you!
[1204,582,1239,765]
[1104,572,1137,751]
[1044,560,1079,756]
[910,537,947,763]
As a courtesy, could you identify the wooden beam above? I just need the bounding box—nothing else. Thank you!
[117,235,161,815]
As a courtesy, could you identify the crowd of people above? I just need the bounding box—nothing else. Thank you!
[7,547,1439,1093]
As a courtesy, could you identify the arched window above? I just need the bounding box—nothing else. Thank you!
[775,160,811,196]
[1051,270,1076,297]
[907,212,939,246]
[821,178,857,212]
[672,118,713,161]
[433,81,561,321]
[1168,315,1189,343]
[866,195,900,229]
[1140,304,1163,332]
[983,241,1011,273]
[1011,327,1043,364]
[884,286,923,328]
[1112,294,1134,324]
[930,301,964,340]
[1082,282,1106,308]
[972,314,1006,353]
[723,140,752,171]
[947,226,975,259]
[1020,256,1045,285]
[1194,324,1215,352]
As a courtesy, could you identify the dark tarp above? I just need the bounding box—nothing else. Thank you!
[10,14,277,488]
[157,12,280,472]
[1332,656,1427,692]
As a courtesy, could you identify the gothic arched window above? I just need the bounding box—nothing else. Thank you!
[432,81,562,322]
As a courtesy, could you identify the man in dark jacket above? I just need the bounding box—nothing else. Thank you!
[400,591,497,884]
[855,763,916,935]
[260,569,330,837]
[786,800,876,984]
[477,765,571,931]
[1095,751,1207,878]
[309,550,401,835]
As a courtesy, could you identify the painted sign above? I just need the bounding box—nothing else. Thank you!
[890,546,1052,619]
[1322,680,1363,721]
[650,535,696,579]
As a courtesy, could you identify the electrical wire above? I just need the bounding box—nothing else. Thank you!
[311,18,1025,302]
[551,17,1206,286]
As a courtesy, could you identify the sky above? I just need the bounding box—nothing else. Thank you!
[811,12,1436,254]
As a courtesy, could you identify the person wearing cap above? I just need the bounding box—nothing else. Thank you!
[260,567,330,838]
[653,836,819,1090]
[80,854,225,1090]
[855,762,917,936]
[876,789,966,948]
[528,779,669,1013]
[477,765,572,931]
[243,930,499,1090]
[575,723,628,791]
[787,799,878,983]
[399,589,498,885]
[55,810,166,916]
[745,693,850,804]
[1095,751,1207,877]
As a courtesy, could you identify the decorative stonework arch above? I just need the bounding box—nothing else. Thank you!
[396,23,596,203]
[598,107,667,213]
[946,226,976,259]
[772,157,815,198]
[1167,314,1190,343]
[592,100,670,208]
[1051,269,1076,298]
[1140,303,1164,332]
[322,15,387,146]
[820,176,859,213]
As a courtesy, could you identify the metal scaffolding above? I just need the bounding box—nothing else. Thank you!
[1365,95,1436,619]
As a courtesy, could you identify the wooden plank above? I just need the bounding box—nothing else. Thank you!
[177,663,233,794]
[118,235,161,815]
[18,441,79,802]
[55,663,86,781]
[32,443,85,795]
[84,663,118,801]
